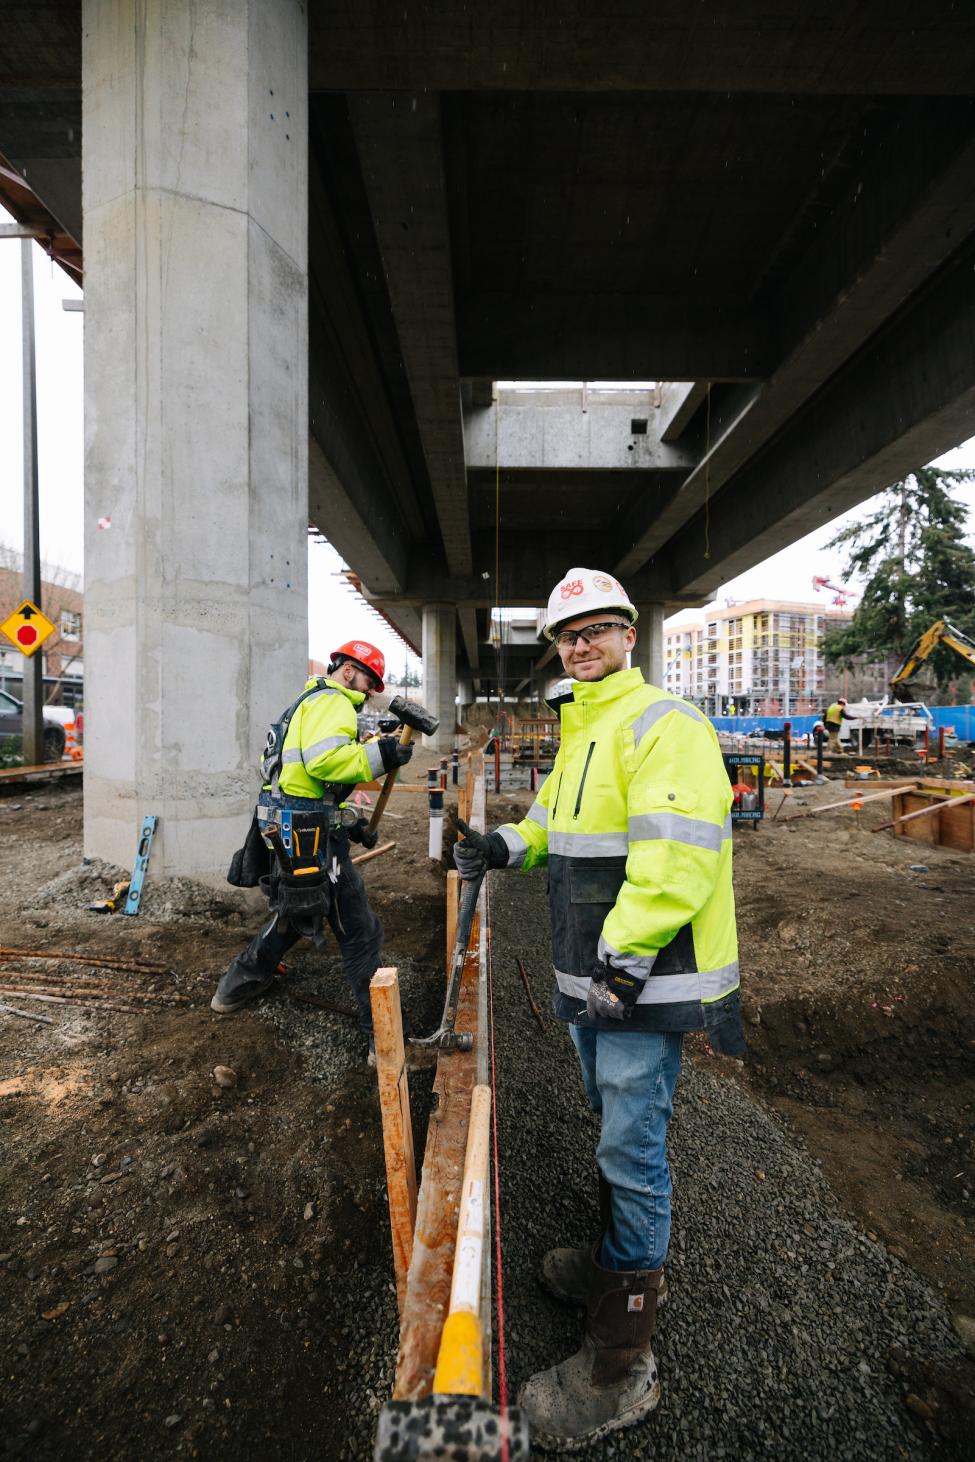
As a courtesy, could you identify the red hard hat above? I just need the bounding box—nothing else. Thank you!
[331,639,385,691]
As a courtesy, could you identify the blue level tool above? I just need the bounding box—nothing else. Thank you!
[124,814,158,916]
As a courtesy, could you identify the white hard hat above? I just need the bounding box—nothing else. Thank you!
[542,567,639,640]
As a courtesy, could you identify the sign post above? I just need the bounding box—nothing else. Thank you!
[21,240,43,765]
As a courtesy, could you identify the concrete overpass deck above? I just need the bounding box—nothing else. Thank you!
[3,2,975,868]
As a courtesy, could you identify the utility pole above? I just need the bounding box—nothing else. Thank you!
[21,238,43,766]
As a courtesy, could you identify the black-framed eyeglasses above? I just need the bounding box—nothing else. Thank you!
[553,621,631,649]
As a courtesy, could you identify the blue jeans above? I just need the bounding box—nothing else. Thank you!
[570,1025,683,1272]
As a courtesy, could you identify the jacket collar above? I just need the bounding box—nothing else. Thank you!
[569,666,646,705]
[304,675,366,708]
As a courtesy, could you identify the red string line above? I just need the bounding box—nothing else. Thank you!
[485,878,511,1462]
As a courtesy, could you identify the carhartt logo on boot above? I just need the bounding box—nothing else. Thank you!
[627,1294,644,1312]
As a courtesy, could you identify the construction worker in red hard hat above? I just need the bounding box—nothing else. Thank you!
[211,637,412,1065]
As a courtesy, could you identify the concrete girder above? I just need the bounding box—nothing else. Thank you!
[308,435,406,598]
[457,606,481,672]
[617,108,975,575]
[658,382,708,442]
[309,4,975,95]
[457,294,770,383]
[667,237,975,599]
[372,533,671,609]
[349,93,472,576]
[463,394,696,472]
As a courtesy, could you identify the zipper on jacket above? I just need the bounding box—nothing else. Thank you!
[551,771,564,820]
[573,742,596,819]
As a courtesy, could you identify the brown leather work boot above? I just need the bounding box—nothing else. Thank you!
[519,1251,665,1452]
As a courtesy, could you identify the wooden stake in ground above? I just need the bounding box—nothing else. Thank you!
[369,966,418,1316]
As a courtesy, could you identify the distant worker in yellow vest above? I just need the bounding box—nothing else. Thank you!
[824,697,855,751]
[453,567,743,1451]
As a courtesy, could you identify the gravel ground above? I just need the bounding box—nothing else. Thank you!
[488,869,968,1461]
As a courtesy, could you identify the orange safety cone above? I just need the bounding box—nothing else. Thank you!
[63,720,84,761]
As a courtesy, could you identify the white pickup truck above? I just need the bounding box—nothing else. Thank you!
[839,699,956,748]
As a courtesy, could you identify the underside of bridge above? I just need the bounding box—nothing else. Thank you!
[3,2,975,864]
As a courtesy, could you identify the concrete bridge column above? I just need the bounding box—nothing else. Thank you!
[82,0,308,875]
[634,603,666,688]
[421,604,456,752]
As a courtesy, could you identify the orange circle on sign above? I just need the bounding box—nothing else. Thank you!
[17,625,37,647]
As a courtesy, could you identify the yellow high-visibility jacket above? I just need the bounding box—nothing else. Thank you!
[498,667,744,1055]
[277,678,385,799]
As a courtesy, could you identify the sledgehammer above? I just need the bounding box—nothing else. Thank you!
[374,1396,529,1461]
[369,695,440,835]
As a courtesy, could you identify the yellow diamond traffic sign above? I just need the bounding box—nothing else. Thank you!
[1,600,57,658]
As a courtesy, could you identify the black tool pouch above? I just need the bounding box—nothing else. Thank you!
[272,869,332,948]
[227,813,271,888]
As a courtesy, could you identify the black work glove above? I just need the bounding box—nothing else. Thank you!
[378,736,414,773]
[586,962,645,1022]
[452,818,509,880]
[348,817,378,850]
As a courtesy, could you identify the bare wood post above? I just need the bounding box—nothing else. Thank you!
[446,869,460,978]
[369,967,417,1315]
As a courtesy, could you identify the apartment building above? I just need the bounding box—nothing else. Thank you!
[664,598,851,716]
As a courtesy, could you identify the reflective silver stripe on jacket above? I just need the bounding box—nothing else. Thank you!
[555,961,740,1005]
[627,811,731,852]
[548,830,628,858]
[303,734,351,764]
[629,698,705,750]
[526,800,548,827]
[365,740,385,778]
[596,936,657,977]
[498,825,528,868]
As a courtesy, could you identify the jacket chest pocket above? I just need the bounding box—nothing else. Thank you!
[550,859,626,974]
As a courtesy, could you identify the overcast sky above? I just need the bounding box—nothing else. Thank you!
[2,205,974,661]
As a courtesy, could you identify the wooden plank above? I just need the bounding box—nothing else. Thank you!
[370,967,418,1316]
[0,761,83,785]
[393,756,487,1404]
[881,790,975,838]
[784,785,913,822]
[432,1084,492,1396]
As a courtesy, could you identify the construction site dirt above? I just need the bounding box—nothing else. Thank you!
[1,753,973,1458]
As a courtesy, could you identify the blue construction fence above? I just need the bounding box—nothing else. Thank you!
[709,704,975,741]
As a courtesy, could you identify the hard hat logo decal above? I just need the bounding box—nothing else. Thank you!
[351,643,373,658]
[560,579,584,600]
[592,574,613,592]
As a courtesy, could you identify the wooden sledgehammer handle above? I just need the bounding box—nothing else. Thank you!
[368,725,414,833]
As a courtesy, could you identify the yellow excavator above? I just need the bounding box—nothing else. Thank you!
[890,619,975,701]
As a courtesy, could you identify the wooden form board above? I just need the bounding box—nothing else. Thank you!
[392,752,489,1402]
[892,789,975,852]
[0,761,83,785]
[392,913,483,1399]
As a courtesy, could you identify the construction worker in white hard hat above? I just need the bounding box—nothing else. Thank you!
[453,566,744,1451]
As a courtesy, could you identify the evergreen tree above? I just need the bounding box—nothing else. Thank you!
[823,467,975,693]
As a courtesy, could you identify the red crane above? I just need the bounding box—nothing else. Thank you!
[812,575,857,608]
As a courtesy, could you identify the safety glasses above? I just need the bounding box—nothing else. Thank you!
[553,621,631,649]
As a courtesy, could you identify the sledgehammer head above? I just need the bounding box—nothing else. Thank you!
[375,1398,529,1462]
[388,694,440,739]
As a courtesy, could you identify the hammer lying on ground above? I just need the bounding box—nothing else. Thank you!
[368,694,440,834]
